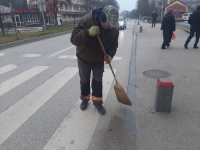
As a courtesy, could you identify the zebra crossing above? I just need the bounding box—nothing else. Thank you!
[0,52,122,60]
[0,63,116,149]
[0,65,17,75]
[0,53,5,56]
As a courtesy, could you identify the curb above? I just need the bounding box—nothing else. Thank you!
[124,20,137,150]
[176,26,190,33]
[0,30,73,50]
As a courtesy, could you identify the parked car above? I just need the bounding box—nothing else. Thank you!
[182,12,192,21]
[118,16,126,30]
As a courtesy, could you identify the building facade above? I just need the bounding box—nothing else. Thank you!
[165,0,188,19]
[0,0,40,27]
[28,0,106,25]
[168,0,200,11]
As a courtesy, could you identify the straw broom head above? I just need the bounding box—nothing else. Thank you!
[114,83,132,106]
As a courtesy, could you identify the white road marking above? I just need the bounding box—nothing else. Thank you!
[58,55,122,60]
[43,69,116,150]
[0,64,17,75]
[0,66,49,97]
[49,46,74,57]
[0,67,78,145]
[0,53,5,56]
[20,54,41,57]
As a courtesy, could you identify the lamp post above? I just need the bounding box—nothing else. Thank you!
[9,0,18,39]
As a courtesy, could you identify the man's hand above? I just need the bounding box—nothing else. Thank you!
[104,55,112,64]
[88,26,100,36]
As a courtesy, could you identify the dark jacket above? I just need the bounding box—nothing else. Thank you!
[161,13,175,31]
[70,8,119,64]
[188,11,200,32]
[152,13,158,21]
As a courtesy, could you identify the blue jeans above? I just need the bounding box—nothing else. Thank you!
[185,31,200,47]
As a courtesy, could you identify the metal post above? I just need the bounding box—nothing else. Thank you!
[42,11,46,32]
[74,16,75,28]
[38,0,46,32]
[161,0,163,23]
[41,0,46,32]
[9,0,18,39]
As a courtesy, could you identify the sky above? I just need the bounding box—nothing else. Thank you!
[118,0,137,12]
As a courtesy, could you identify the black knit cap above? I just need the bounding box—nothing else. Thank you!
[99,10,107,23]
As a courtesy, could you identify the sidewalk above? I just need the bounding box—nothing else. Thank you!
[135,22,200,150]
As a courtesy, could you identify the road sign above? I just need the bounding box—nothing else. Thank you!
[38,0,46,12]
[37,0,46,32]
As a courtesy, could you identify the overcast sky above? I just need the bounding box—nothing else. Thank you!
[118,0,137,12]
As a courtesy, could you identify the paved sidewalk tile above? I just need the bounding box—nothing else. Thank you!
[136,22,200,150]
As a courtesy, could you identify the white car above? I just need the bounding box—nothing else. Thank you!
[182,12,192,21]
[118,17,126,30]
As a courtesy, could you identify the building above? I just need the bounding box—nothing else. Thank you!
[165,0,189,19]
[168,0,200,11]
[27,0,106,25]
[0,0,28,9]
[0,0,40,27]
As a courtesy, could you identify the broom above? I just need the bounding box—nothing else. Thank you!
[97,35,132,106]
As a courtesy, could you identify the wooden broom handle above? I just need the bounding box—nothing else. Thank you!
[97,35,118,83]
[91,20,118,83]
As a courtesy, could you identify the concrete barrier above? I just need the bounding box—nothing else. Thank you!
[155,78,174,112]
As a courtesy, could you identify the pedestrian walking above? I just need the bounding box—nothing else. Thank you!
[161,8,175,49]
[184,5,200,49]
[152,11,158,27]
[175,8,179,19]
[70,5,119,115]
[60,19,62,25]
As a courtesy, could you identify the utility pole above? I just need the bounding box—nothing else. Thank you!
[9,0,18,39]
[161,0,163,23]
[38,0,46,32]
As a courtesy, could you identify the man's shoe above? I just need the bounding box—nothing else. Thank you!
[184,44,188,49]
[161,47,166,49]
[80,100,88,111]
[193,46,199,49]
[167,44,171,47]
[93,101,106,115]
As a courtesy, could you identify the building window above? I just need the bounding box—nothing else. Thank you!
[60,4,63,9]
[65,4,68,10]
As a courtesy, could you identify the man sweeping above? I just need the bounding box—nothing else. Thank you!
[70,5,119,115]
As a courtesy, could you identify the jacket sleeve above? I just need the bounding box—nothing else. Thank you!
[70,17,91,46]
[172,15,176,31]
[188,14,192,25]
[106,30,119,58]
[161,18,164,30]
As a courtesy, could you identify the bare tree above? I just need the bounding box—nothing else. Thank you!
[137,0,150,16]
[149,0,156,14]
[45,0,71,25]
[106,0,119,10]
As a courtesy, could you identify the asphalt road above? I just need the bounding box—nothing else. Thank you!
[0,20,136,150]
